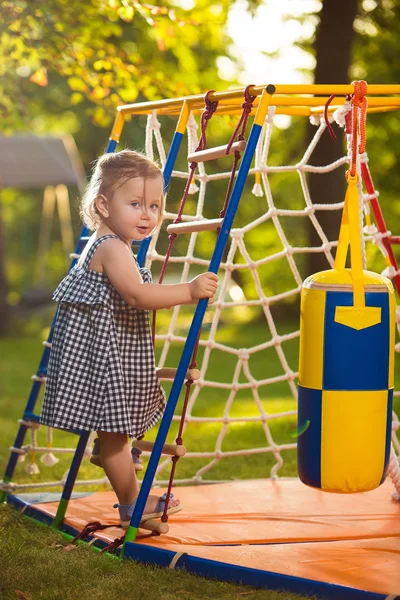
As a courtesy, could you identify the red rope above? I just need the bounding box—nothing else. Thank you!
[154,88,257,523]
[160,88,258,522]
[195,90,219,162]
[161,85,256,523]
[151,91,219,345]
[99,528,159,553]
[349,80,368,177]
[225,85,256,155]
[361,161,400,296]
[100,533,126,554]
[161,331,200,521]
[220,85,256,220]
[358,96,368,154]
[324,94,337,141]
[72,521,159,551]
[71,521,116,544]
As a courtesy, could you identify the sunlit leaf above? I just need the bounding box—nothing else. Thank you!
[70,92,84,104]
[29,68,48,86]
[67,77,87,92]
[117,5,134,22]
[90,86,110,100]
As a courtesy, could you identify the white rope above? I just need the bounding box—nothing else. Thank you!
[145,110,167,167]
[6,103,399,495]
[186,112,200,194]
[152,108,399,486]
[388,445,400,501]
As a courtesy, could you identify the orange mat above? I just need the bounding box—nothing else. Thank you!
[31,479,400,597]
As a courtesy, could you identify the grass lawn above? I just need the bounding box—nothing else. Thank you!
[0,321,398,600]
[0,506,309,600]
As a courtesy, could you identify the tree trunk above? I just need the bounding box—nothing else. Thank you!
[0,195,10,336]
[306,0,358,276]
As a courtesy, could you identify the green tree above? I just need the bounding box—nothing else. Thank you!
[305,0,400,275]
[240,0,399,282]
[1,0,233,129]
[0,0,234,335]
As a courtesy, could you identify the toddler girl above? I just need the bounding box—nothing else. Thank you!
[40,150,218,527]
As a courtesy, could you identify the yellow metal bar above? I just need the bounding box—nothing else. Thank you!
[366,106,400,114]
[110,110,125,142]
[135,102,400,119]
[176,100,191,134]
[118,84,400,117]
[254,85,276,126]
[271,84,400,95]
[224,95,400,107]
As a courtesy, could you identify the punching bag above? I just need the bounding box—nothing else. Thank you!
[297,173,395,493]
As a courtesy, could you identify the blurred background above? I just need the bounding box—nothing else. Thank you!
[1,0,399,339]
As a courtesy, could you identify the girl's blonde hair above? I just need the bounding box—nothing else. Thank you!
[80,149,165,230]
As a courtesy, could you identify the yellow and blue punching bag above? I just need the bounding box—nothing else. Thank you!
[297,173,396,493]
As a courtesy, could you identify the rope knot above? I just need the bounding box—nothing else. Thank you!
[243,84,256,105]
[324,94,337,141]
[352,80,368,106]
[241,101,253,115]
[202,89,219,122]
[349,80,368,174]
[225,85,256,156]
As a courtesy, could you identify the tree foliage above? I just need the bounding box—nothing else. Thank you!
[0,0,235,334]
[1,0,233,130]
[1,0,400,335]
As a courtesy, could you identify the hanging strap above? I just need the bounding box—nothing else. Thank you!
[333,81,381,331]
[334,173,365,307]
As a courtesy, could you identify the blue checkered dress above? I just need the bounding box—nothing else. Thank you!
[40,235,166,437]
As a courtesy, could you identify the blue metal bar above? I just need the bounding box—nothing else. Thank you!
[137,237,151,268]
[0,226,92,498]
[3,422,29,482]
[137,131,184,267]
[106,139,118,153]
[49,135,120,513]
[163,132,184,187]
[1,112,186,505]
[52,431,91,529]
[127,120,265,536]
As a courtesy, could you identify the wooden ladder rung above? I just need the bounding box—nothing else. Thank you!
[140,519,169,534]
[188,140,247,163]
[156,367,200,381]
[134,440,187,457]
[167,218,222,235]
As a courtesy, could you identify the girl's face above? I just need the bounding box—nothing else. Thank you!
[98,176,163,243]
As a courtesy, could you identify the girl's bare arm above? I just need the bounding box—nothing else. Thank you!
[99,238,218,310]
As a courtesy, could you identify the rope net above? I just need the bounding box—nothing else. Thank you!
[6,102,400,495]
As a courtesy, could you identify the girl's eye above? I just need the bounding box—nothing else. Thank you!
[150,204,160,211]
[131,202,141,208]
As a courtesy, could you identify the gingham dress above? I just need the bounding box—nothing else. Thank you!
[40,235,166,437]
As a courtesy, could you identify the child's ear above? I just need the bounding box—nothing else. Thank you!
[95,194,109,219]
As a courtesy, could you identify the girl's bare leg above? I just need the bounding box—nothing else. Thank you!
[97,431,138,503]
[97,430,180,512]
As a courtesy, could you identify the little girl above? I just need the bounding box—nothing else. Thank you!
[40,150,218,528]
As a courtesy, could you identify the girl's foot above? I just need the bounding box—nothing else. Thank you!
[114,493,182,528]
[144,493,180,515]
